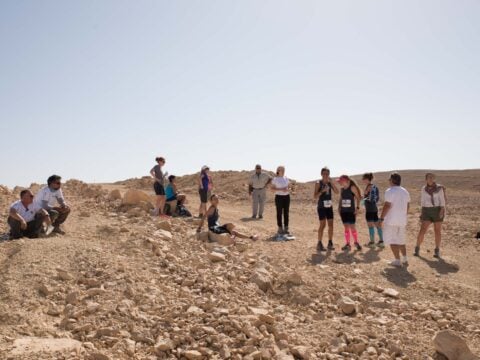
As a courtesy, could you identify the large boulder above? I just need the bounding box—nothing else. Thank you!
[250,267,273,292]
[433,330,478,360]
[108,189,122,201]
[122,189,152,206]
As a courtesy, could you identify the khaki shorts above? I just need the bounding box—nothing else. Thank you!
[383,225,406,246]
[421,207,443,223]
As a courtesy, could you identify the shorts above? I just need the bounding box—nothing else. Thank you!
[209,225,230,235]
[166,196,177,202]
[154,182,165,196]
[199,189,210,203]
[340,212,356,225]
[317,207,334,221]
[365,211,379,223]
[421,207,443,223]
[383,225,406,245]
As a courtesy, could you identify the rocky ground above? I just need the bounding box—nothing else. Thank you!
[0,170,479,359]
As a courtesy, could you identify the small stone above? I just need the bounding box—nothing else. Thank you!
[383,288,399,299]
[184,350,203,360]
[208,251,226,262]
[338,296,356,315]
[433,330,478,360]
[65,291,80,305]
[286,272,303,286]
[155,338,174,353]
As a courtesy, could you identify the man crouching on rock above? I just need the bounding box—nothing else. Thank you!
[35,175,71,235]
[8,189,50,239]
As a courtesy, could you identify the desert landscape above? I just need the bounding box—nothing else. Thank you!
[0,169,479,359]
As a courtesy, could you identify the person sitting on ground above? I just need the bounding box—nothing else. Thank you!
[34,175,71,235]
[8,190,50,239]
[164,175,187,215]
[196,194,258,241]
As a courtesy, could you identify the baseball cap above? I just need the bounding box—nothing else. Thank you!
[201,165,210,171]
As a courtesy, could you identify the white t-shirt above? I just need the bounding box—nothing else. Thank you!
[35,186,66,209]
[384,186,410,227]
[10,200,43,222]
[272,176,289,196]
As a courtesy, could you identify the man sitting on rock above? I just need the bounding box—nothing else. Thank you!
[8,189,50,239]
[35,175,71,235]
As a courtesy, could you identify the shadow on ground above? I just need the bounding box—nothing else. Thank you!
[382,266,417,288]
[418,256,459,275]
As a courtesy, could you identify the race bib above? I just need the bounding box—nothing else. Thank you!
[323,200,332,208]
[341,199,352,208]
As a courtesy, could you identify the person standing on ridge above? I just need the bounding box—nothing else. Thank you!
[314,167,339,251]
[248,164,272,219]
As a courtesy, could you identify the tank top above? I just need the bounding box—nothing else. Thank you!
[340,186,356,213]
[364,184,379,212]
[201,173,210,190]
[317,181,333,209]
[207,208,220,228]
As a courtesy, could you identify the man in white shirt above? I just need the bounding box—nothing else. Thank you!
[248,164,272,219]
[35,175,71,234]
[8,190,50,239]
[379,173,411,267]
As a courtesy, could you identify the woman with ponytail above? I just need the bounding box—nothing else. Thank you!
[337,175,362,251]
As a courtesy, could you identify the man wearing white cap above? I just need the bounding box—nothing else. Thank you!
[198,165,213,218]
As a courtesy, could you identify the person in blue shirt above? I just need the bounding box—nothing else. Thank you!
[164,175,186,215]
[362,173,384,248]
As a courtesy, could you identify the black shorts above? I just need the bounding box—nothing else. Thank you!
[340,212,356,224]
[317,207,334,220]
[154,182,165,195]
[209,225,230,235]
[199,189,209,203]
[365,211,379,223]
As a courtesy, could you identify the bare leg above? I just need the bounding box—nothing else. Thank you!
[399,245,406,257]
[318,220,326,242]
[434,222,442,249]
[226,223,254,239]
[416,221,431,246]
[158,195,166,215]
[156,195,162,212]
[327,219,334,241]
[391,245,400,259]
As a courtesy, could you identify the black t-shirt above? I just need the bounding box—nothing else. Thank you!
[317,181,333,209]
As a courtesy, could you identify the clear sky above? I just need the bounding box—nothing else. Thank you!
[1,0,479,188]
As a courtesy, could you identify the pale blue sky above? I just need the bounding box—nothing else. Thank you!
[1,0,479,188]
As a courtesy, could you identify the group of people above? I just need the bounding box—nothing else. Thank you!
[7,175,70,239]
[7,158,447,268]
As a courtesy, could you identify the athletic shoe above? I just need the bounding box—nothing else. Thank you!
[258,215,263,220]
[327,240,335,250]
[45,225,55,236]
[376,241,385,248]
[401,256,409,265]
[414,246,420,257]
[316,242,327,252]
[390,259,402,267]
[433,248,440,258]
[52,227,66,235]
[250,235,259,241]
[284,227,290,235]
[354,243,362,251]
[341,244,351,251]
[251,215,257,219]
[367,241,375,248]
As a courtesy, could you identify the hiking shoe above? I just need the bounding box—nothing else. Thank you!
[258,215,263,219]
[341,244,351,251]
[327,240,335,250]
[433,248,440,258]
[316,242,327,252]
[251,215,257,219]
[53,227,66,235]
[354,243,362,251]
[45,225,55,236]
[414,246,420,257]
[390,259,402,267]
[376,241,385,248]
[367,241,375,248]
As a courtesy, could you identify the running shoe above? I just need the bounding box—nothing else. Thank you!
[327,240,335,250]
[258,215,263,219]
[433,248,440,258]
[354,242,362,251]
[341,244,351,251]
[367,241,375,248]
[45,225,55,236]
[390,259,402,267]
[401,256,409,265]
[376,241,385,248]
[316,242,327,252]
[413,246,420,257]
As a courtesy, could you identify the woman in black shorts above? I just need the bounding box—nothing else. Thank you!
[196,194,258,241]
[362,173,384,248]
[338,175,362,251]
[314,167,338,251]
[150,157,167,217]
[198,165,213,218]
